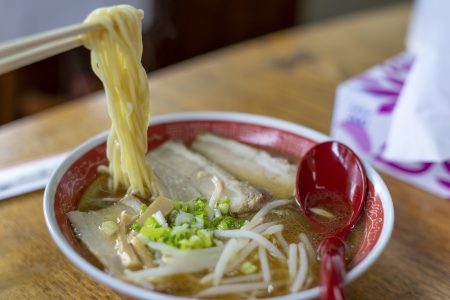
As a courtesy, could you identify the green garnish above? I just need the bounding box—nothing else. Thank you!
[136,197,244,249]
[144,216,159,227]
[239,261,259,274]
[140,226,171,241]
[194,198,207,213]
[130,223,142,232]
[140,203,148,213]
[100,220,118,236]
[212,216,223,227]
[217,197,230,214]
[217,216,243,230]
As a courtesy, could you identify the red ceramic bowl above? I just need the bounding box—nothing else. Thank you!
[44,112,394,300]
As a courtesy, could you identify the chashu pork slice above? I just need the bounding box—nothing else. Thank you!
[147,141,264,213]
[191,133,296,199]
[67,195,142,275]
[150,158,202,202]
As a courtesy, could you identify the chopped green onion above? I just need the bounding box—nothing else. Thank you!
[153,210,168,227]
[217,197,231,214]
[136,196,243,249]
[130,223,142,232]
[218,203,230,214]
[140,203,148,213]
[212,216,223,227]
[175,212,194,226]
[144,216,159,227]
[239,261,259,274]
[192,214,205,229]
[179,235,204,249]
[197,229,213,247]
[217,216,243,230]
[140,226,171,241]
[175,201,190,213]
[99,220,118,236]
[194,198,207,213]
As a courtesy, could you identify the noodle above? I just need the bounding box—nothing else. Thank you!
[81,5,153,198]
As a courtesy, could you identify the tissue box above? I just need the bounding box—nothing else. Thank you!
[331,52,450,199]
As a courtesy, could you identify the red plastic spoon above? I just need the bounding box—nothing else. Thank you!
[296,141,367,300]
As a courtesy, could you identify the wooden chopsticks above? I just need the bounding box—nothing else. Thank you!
[0,22,101,76]
[0,9,145,76]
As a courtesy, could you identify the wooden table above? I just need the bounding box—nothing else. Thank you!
[0,3,448,299]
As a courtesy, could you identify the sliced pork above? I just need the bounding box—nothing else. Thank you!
[67,195,142,274]
[150,158,202,202]
[191,133,296,199]
[148,141,264,213]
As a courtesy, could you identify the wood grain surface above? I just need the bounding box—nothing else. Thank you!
[0,3,449,299]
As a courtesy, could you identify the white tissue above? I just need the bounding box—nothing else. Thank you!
[383,0,450,162]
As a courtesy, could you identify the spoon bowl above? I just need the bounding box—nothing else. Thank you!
[296,141,368,300]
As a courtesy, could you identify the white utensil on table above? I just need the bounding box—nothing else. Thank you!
[0,153,67,200]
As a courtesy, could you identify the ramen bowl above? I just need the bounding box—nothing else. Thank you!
[44,112,394,300]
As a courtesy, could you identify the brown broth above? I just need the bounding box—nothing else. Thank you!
[306,191,353,235]
[78,175,127,212]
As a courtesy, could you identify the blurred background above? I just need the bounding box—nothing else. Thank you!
[0,0,407,126]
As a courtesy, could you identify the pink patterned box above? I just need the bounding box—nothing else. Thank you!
[331,52,450,199]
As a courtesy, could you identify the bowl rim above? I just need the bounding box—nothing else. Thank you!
[44,111,394,300]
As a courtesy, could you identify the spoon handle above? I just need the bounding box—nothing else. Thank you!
[319,236,346,300]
